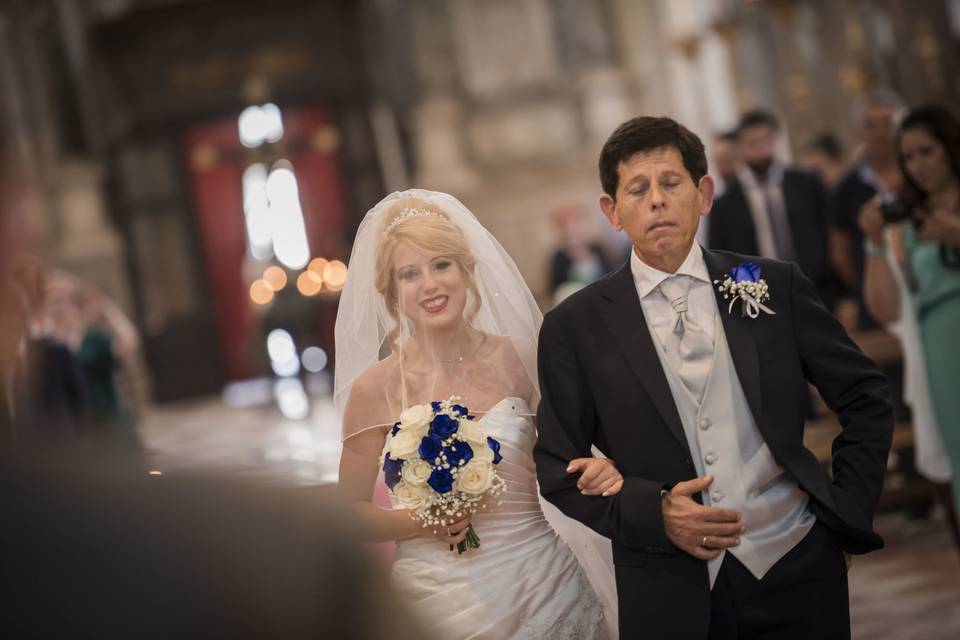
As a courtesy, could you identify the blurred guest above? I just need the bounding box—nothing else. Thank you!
[548,204,613,304]
[711,129,740,196]
[8,256,89,439]
[708,109,837,307]
[829,91,905,329]
[802,132,847,190]
[859,105,960,552]
[44,275,143,447]
[882,227,952,486]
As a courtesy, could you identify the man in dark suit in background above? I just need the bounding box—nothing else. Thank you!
[535,116,893,639]
[708,110,839,309]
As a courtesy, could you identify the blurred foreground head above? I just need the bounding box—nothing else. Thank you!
[0,445,428,639]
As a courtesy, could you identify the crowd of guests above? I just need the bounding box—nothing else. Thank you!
[546,97,960,557]
[1,255,144,449]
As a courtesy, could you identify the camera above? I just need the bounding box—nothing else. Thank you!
[879,193,911,224]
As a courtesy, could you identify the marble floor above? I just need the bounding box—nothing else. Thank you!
[140,394,960,639]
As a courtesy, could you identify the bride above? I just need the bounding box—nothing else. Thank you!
[336,190,619,639]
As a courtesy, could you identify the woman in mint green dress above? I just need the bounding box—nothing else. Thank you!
[860,106,960,551]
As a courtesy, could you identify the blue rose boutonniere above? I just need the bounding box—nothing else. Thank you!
[714,262,775,318]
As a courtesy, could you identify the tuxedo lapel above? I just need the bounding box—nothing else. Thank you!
[598,264,690,457]
[702,249,763,428]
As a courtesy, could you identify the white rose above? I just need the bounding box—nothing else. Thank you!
[402,459,433,486]
[472,440,494,464]
[399,404,432,432]
[455,460,494,495]
[457,420,487,446]
[389,428,423,459]
[393,481,429,510]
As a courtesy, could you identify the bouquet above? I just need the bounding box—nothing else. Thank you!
[380,396,506,553]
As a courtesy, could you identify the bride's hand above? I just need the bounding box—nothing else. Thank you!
[429,515,472,545]
[567,458,624,497]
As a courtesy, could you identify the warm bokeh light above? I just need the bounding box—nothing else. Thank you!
[148,470,163,476]
[249,279,274,304]
[307,257,329,278]
[323,260,348,289]
[296,270,323,296]
[262,265,287,291]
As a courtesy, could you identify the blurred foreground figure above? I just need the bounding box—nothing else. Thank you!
[0,445,427,640]
[0,151,425,640]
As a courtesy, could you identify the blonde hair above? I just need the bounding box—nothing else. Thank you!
[374,197,480,350]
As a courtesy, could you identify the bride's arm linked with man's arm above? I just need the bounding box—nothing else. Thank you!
[338,366,619,547]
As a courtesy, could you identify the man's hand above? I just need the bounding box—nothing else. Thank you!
[567,457,624,497]
[661,475,745,560]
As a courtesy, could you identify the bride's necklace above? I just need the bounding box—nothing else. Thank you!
[434,333,487,365]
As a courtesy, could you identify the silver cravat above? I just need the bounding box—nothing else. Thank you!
[658,275,714,401]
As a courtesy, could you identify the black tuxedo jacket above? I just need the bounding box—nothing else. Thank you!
[534,248,893,639]
[708,170,831,293]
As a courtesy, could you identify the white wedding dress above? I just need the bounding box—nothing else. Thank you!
[388,397,613,639]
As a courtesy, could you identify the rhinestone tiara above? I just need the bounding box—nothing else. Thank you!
[385,207,446,232]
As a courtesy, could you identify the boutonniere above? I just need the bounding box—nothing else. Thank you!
[714,262,776,318]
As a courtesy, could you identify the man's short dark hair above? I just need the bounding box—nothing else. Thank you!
[806,132,844,161]
[737,109,780,134]
[599,116,708,198]
[716,129,738,143]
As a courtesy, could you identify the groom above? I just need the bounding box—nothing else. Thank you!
[534,116,893,639]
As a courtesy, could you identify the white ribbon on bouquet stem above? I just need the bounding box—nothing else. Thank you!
[729,290,776,318]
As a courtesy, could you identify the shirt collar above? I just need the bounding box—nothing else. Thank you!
[737,161,785,189]
[857,162,891,195]
[630,242,711,299]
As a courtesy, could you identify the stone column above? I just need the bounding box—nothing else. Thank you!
[53,159,133,314]
[406,0,478,193]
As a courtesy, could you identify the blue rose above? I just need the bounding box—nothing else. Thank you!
[418,435,443,462]
[431,401,441,412]
[452,404,468,417]
[430,414,459,438]
[390,422,400,436]
[383,453,403,489]
[487,436,503,465]
[730,262,761,283]
[444,441,474,468]
[427,468,454,494]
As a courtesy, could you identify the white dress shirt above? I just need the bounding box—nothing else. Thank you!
[629,243,717,348]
